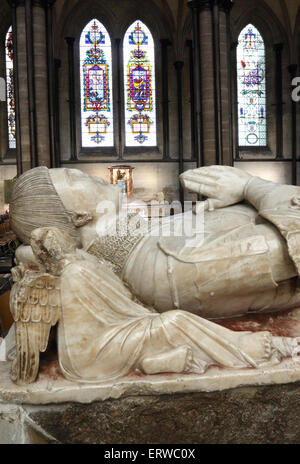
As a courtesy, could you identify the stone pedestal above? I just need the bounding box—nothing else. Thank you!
[1,300,300,443]
[1,382,300,444]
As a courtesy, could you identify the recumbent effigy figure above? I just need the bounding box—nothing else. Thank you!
[6,165,300,384]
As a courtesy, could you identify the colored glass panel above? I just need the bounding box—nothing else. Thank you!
[80,19,113,147]
[6,26,16,149]
[124,20,157,146]
[237,24,266,147]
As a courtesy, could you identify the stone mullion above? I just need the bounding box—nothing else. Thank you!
[65,37,77,161]
[231,41,239,161]
[115,38,123,159]
[161,39,171,160]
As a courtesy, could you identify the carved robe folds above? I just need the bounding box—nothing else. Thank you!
[57,251,279,383]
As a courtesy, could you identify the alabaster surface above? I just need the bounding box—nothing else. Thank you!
[1,304,300,404]
[2,165,300,394]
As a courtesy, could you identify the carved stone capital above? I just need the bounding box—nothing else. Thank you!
[160,39,172,47]
[32,0,46,7]
[174,61,184,71]
[44,0,56,8]
[188,0,212,12]
[287,64,298,78]
[188,0,233,12]
[8,0,56,7]
[273,43,284,53]
[65,37,75,46]
[7,0,25,8]
[218,0,234,13]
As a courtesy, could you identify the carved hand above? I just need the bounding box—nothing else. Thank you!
[180,165,252,211]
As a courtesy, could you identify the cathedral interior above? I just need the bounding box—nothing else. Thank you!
[0,0,299,208]
[0,0,299,445]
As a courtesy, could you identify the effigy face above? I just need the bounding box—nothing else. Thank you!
[1,165,300,404]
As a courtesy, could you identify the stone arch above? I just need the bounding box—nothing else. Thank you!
[231,0,291,160]
[231,0,289,51]
[294,6,300,63]
[55,0,175,161]
[55,0,174,52]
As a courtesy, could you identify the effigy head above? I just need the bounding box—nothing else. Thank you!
[10,167,80,246]
[10,167,120,245]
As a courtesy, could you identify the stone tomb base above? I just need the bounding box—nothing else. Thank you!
[1,308,300,443]
[1,381,300,444]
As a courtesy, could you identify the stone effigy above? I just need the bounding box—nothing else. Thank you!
[2,165,300,392]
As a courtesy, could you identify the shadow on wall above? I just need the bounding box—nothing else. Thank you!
[234,161,292,185]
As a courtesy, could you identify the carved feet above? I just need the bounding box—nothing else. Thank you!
[140,345,193,375]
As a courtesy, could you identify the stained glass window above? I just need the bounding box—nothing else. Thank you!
[237,24,266,147]
[123,20,157,146]
[5,26,16,149]
[80,19,113,147]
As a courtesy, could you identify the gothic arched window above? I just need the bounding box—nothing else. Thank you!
[237,24,266,147]
[5,26,16,149]
[79,19,114,147]
[123,20,157,146]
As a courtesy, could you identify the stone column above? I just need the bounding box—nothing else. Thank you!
[219,0,234,165]
[274,43,284,159]
[188,0,234,167]
[45,0,57,168]
[115,38,123,159]
[7,0,53,172]
[12,0,32,173]
[32,0,51,167]
[65,37,77,161]
[288,64,298,185]
[161,39,171,160]
[188,1,203,167]
[53,58,61,166]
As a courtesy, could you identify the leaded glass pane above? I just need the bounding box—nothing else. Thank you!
[237,24,267,147]
[6,26,16,150]
[80,19,113,147]
[123,20,157,146]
